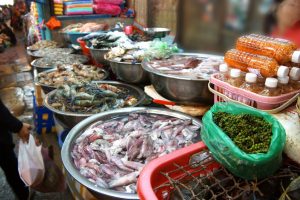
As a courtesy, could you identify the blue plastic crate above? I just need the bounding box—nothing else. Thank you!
[33,95,55,135]
[58,130,70,148]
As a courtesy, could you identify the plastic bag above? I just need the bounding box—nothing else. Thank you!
[93,3,121,16]
[32,147,66,192]
[144,41,179,60]
[94,0,123,4]
[273,107,300,165]
[201,102,286,180]
[18,135,45,187]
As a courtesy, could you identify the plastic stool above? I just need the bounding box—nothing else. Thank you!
[33,94,55,134]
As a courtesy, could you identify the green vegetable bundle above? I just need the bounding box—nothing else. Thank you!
[201,102,286,180]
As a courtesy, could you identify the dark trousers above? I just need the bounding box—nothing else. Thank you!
[0,144,29,200]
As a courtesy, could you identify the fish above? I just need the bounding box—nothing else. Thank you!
[96,177,109,188]
[147,55,223,80]
[137,136,153,159]
[121,158,145,171]
[127,137,144,160]
[94,151,108,164]
[108,171,139,188]
[111,157,134,172]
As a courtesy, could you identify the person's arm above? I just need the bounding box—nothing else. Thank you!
[0,99,23,132]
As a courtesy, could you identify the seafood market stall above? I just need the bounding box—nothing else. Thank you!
[26,15,300,199]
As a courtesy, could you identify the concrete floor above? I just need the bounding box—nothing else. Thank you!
[0,33,72,200]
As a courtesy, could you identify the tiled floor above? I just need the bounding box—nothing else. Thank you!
[0,33,72,200]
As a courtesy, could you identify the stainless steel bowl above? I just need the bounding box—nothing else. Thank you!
[27,50,43,66]
[143,28,171,38]
[28,48,74,59]
[61,107,202,200]
[44,81,146,129]
[108,59,150,84]
[35,67,109,94]
[31,55,89,73]
[31,59,55,73]
[142,53,223,105]
[87,46,109,65]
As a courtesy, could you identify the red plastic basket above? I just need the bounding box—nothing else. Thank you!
[137,142,220,200]
[209,74,300,113]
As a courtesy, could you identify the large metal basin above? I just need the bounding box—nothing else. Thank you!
[35,67,109,94]
[143,27,171,38]
[142,53,223,105]
[61,107,202,200]
[27,47,74,58]
[31,55,89,73]
[31,59,54,73]
[87,47,109,65]
[108,59,150,85]
[43,81,145,129]
[26,45,64,65]
[27,50,43,66]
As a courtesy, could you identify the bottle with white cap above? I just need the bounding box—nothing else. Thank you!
[278,76,294,94]
[236,34,300,64]
[289,67,300,90]
[259,78,280,96]
[218,63,229,82]
[240,73,262,93]
[277,65,290,78]
[227,69,244,87]
[224,49,290,77]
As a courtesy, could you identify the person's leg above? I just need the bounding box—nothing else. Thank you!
[0,144,29,200]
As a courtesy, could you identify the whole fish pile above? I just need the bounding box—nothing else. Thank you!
[85,31,132,50]
[71,113,200,193]
[31,48,74,57]
[49,83,138,114]
[146,55,224,80]
[128,33,154,42]
[38,64,106,87]
[27,40,58,51]
[105,41,179,63]
[34,54,88,68]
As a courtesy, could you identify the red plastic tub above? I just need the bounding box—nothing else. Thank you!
[77,38,90,56]
[137,142,220,200]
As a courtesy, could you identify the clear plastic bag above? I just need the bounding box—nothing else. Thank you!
[18,135,45,187]
[144,41,179,60]
[32,147,66,192]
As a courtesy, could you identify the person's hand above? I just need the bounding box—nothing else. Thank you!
[18,123,31,142]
